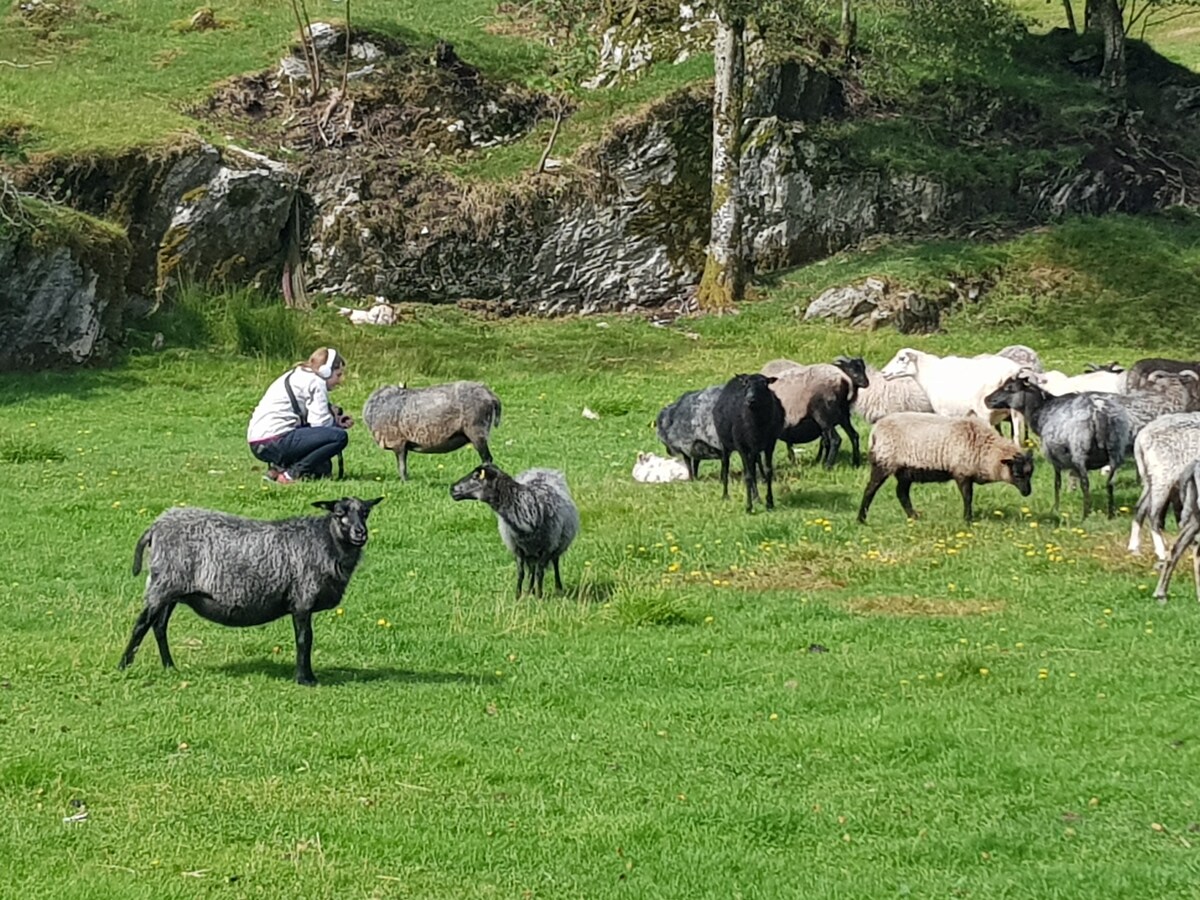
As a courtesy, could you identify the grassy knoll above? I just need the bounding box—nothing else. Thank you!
[2,213,1200,898]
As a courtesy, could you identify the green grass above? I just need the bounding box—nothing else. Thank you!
[4,215,1200,897]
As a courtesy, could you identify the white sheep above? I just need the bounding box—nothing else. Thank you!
[1039,364,1125,396]
[879,348,1023,435]
[853,363,934,424]
[1127,413,1200,560]
[857,412,1035,523]
[1151,461,1200,603]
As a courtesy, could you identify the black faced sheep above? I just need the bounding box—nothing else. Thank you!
[119,497,382,686]
[713,373,785,513]
[450,464,580,598]
[766,356,870,468]
[858,412,1035,523]
[985,375,1132,519]
[363,381,502,481]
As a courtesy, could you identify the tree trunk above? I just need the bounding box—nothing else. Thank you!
[696,13,746,313]
[1062,0,1077,33]
[1094,0,1126,95]
[841,0,856,55]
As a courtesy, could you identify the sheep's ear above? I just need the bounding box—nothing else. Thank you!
[765,375,778,385]
[365,497,384,508]
[312,500,338,512]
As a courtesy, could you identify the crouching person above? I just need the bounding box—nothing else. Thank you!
[248,347,353,483]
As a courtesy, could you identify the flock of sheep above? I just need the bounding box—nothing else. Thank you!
[121,348,1200,686]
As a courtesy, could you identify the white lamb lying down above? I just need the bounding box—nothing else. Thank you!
[337,302,397,326]
[632,451,691,483]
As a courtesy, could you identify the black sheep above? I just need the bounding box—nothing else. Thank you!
[713,373,785,513]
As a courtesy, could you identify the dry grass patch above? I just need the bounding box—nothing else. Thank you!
[1085,529,1159,576]
[845,596,1006,618]
[737,560,847,595]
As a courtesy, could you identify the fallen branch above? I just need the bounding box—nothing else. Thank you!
[535,95,565,175]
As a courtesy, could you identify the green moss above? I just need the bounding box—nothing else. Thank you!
[180,185,209,204]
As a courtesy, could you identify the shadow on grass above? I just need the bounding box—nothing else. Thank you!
[216,659,501,687]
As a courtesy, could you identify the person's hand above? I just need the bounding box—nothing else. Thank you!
[337,413,354,429]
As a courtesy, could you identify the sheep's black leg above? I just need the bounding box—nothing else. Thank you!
[535,564,546,598]
[119,607,156,669]
[739,449,756,513]
[857,466,889,524]
[516,558,526,598]
[396,445,410,482]
[1078,469,1092,520]
[1154,520,1200,602]
[292,611,317,686]
[896,476,918,520]
[552,557,564,594]
[474,437,493,466]
[956,478,974,522]
[1052,468,1063,516]
[1105,465,1118,519]
[152,603,177,669]
[720,452,731,501]
[843,420,862,468]
[685,455,698,480]
[787,443,797,465]
[822,429,842,470]
[763,445,776,511]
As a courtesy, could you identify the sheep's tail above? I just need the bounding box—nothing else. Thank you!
[132,526,153,576]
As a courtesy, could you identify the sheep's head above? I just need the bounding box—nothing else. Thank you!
[1002,451,1035,496]
[312,496,383,547]
[984,375,1044,412]
[880,349,919,380]
[451,463,506,503]
[834,356,870,390]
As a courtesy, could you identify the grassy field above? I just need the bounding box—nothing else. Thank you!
[3,214,1200,898]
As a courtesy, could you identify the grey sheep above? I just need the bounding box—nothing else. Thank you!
[714,373,786,513]
[363,381,502,481]
[996,345,1044,373]
[1124,357,1200,394]
[655,385,723,479]
[852,363,934,424]
[1127,412,1200,561]
[858,412,1035,523]
[985,375,1131,519]
[1109,373,1196,445]
[451,463,579,598]
[1151,461,1200,603]
[119,497,383,686]
[766,357,870,468]
[759,358,804,378]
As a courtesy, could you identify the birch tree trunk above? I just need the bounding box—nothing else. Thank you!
[695,12,746,312]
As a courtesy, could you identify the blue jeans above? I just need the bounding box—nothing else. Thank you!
[250,427,348,479]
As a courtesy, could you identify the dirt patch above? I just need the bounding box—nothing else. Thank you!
[1087,530,1158,576]
[846,596,1005,617]
[733,560,847,595]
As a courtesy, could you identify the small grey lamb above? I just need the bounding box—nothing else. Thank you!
[363,381,502,481]
[451,464,580,598]
[119,497,382,686]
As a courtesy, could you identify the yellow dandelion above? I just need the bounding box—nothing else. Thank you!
[768,713,779,721]
[704,615,714,624]
[335,608,345,616]
[979,668,990,677]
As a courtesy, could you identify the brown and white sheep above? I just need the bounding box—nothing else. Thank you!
[857,412,1035,523]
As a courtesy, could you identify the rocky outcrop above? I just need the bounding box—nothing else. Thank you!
[0,203,132,370]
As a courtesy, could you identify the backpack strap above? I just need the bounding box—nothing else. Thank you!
[283,368,309,427]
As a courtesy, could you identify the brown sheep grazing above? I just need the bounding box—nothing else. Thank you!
[858,412,1035,524]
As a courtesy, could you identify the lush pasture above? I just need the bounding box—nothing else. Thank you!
[4,222,1200,897]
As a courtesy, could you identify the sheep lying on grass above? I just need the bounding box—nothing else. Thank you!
[1152,461,1200,603]
[857,413,1034,523]
[451,464,579,598]
[119,497,383,686]
[363,381,502,481]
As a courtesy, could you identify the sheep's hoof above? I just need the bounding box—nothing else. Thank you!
[296,676,318,687]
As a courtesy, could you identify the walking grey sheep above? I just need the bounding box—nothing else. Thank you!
[450,464,580,598]
[363,381,502,481]
[119,497,383,686]
[1151,461,1200,603]
[1127,412,1200,561]
[984,375,1131,519]
[767,356,869,468]
[713,373,786,513]
[852,363,934,424]
[655,385,723,479]
[858,412,1035,523]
